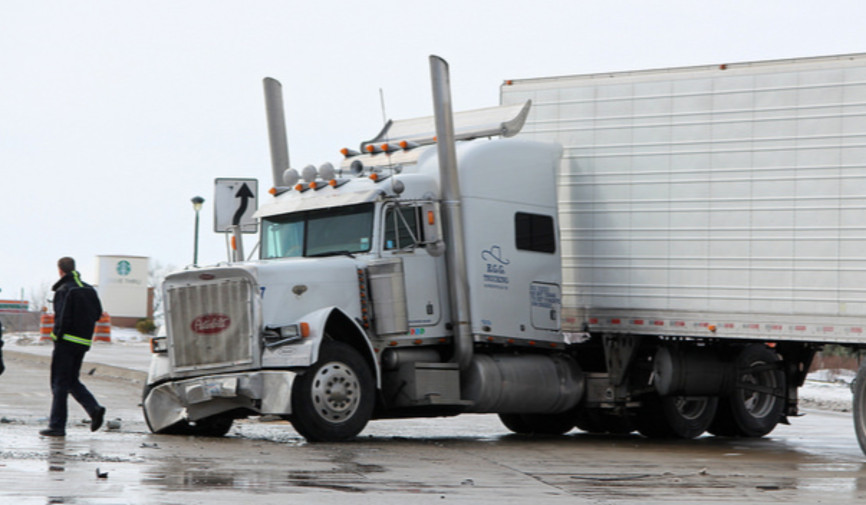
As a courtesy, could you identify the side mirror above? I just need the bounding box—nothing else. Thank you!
[421,202,446,257]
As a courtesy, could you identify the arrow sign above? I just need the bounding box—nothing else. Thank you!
[214,178,258,233]
[233,183,254,226]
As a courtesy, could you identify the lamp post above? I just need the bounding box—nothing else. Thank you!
[191,196,205,265]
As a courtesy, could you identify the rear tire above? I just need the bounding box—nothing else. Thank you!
[853,360,866,456]
[710,344,785,437]
[574,408,633,435]
[290,340,375,442]
[637,394,717,439]
[499,412,575,435]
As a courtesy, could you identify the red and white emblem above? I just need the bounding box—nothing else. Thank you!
[191,313,231,334]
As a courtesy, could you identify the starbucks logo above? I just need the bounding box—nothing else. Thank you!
[116,260,132,276]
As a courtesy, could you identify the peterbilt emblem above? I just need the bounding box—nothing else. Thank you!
[191,314,231,334]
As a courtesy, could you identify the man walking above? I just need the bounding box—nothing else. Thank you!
[40,257,106,437]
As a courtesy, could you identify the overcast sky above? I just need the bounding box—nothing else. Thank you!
[2,0,865,306]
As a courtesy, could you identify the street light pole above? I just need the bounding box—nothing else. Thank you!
[191,196,205,265]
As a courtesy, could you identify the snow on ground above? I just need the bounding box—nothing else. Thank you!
[801,369,856,413]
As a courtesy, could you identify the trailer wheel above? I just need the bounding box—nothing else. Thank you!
[636,395,717,439]
[853,360,866,456]
[499,412,576,435]
[290,340,374,442]
[710,344,785,437]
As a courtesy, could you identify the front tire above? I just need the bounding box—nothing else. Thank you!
[290,341,375,442]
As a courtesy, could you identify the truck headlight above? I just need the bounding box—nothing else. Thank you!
[263,324,301,348]
[150,336,168,354]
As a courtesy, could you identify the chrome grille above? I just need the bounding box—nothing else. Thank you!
[166,277,254,370]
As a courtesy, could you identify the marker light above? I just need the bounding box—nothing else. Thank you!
[365,144,381,154]
[369,172,379,182]
[341,147,360,157]
[427,210,435,225]
[399,140,419,150]
[300,322,310,338]
[268,187,277,195]
[309,181,318,190]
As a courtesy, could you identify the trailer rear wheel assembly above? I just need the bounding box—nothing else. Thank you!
[290,340,375,442]
[709,344,785,437]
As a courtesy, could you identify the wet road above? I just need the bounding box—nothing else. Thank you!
[1,354,865,504]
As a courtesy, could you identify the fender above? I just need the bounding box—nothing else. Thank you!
[268,306,381,388]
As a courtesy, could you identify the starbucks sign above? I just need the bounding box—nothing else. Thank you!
[116,260,131,276]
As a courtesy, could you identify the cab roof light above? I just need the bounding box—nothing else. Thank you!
[399,140,419,150]
[294,183,310,192]
[380,143,401,154]
[365,144,382,154]
[341,147,360,157]
[270,186,291,196]
[369,172,391,183]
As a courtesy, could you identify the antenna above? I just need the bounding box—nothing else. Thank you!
[379,88,388,129]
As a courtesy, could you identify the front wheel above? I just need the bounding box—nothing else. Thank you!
[853,360,866,456]
[290,341,375,442]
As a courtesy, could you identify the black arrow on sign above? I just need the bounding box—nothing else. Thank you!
[233,183,254,226]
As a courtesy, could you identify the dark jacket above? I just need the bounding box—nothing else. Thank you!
[52,271,103,350]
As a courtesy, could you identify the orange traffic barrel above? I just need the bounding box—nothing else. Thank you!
[93,313,111,343]
[39,312,54,342]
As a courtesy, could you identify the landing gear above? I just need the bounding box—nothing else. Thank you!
[290,340,375,442]
[636,395,718,439]
[709,344,785,437]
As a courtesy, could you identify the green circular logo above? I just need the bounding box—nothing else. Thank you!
[116,260,131,276]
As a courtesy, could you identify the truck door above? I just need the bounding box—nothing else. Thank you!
[383,203,442,327]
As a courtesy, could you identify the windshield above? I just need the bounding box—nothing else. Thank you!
[261,203,374,259]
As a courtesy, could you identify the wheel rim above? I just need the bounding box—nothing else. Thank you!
[311,361,361,423]
[738,359,777,418]
[673,397,709,421]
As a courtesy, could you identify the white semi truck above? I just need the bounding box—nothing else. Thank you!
[144,54,866,455]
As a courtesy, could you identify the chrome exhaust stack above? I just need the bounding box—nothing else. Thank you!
[429,55,473,372]
[263,77,291,191]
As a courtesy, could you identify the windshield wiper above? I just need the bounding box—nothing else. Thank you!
[306,250,356,259]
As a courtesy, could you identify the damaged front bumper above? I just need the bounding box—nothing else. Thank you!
[143,370,296,432]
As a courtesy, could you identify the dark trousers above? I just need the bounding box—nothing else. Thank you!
[49,343,100,431]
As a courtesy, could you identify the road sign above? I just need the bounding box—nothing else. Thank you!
[214,178,258,233]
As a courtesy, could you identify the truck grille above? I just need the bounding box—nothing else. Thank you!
[166,278,255,370]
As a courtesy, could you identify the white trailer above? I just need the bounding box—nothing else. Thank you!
[501,53,866,448]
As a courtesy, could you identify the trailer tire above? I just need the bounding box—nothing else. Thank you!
[710,344,785,438]
[290,340,375,442]
[636,395,717,439]
[853,360,866,456]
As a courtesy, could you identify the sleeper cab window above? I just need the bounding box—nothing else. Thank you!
[515,212,555,253]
